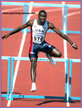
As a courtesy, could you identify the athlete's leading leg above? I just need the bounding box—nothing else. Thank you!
[30,57,37,91]
[40,41,62,65]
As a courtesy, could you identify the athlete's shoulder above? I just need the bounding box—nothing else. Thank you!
[26,20,34,26]
[48,21,56,29]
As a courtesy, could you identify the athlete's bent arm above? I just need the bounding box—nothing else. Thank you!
[2,20,33,39]
[48,22,78,49]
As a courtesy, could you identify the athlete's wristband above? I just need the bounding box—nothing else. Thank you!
[72,43,75,47]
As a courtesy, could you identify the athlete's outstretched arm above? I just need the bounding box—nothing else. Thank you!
[2,20,33,39]
[48,22,78,49]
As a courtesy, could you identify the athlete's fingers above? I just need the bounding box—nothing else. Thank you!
[2,35,6,39]
[72,44,78,49]
[2,35,8,39]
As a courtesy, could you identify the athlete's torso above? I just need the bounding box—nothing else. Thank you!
[31,19,48,44]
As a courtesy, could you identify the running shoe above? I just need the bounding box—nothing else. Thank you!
[31,82,37,92]
[46,54,56,65]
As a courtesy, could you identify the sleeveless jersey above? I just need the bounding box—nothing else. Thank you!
[31,19,48,44]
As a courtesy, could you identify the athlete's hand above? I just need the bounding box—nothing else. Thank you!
[72,43,78,49]
[2,34,9,39]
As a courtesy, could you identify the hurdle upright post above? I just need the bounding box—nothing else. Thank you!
[69,59,73,102]
[23,4,28,24]
[10,57,14,100]
[6,57,11,100]
[69,59,81,102]
[62,4,69,102]
[64,59,68,102]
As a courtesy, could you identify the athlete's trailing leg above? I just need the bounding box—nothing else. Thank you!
[30,58,37,92]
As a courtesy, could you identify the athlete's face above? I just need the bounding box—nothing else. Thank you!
[38,12,47,25]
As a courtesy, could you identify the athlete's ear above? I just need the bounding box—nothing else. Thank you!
[38,14,40,18]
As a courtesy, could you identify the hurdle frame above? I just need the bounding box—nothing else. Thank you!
[2,2,80,34]
[2,56,69,101]
[68,59,81,102]
[1,56,81,102]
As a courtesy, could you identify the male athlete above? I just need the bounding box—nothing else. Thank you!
[2,10,78,92]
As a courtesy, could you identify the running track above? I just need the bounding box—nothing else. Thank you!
[1,1,81,107]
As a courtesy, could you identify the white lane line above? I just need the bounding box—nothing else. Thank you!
[2,7,23,12]
[68,11,80,16]
[7,1,33,107]
[62,1,70,107]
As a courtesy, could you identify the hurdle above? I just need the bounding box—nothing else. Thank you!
[68,59,81,102]
[1,56,81,102]
[1,56,69,101]
[2,2,80,34]
[1,56,11,100]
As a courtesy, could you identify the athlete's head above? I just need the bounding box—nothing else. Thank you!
[38,10,47,25]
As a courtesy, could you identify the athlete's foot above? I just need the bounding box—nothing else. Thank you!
[46,54,56,65]
[31,82,37,92]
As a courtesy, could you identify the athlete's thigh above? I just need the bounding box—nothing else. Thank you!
[40,41,62,57]
[40,41,55,53]
[29,43,40,59]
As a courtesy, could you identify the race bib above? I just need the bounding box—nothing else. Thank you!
[33,36,44,44]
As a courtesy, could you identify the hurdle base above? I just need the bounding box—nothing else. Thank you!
[2,94,80,103]
[69,97,81,102]
[2,94,65,100]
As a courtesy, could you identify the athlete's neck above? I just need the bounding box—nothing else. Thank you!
[37,19,45,25]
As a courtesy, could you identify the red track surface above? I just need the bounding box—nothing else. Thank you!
[1,1,81,107]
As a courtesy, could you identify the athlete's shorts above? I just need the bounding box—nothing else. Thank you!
[29,41,55,59]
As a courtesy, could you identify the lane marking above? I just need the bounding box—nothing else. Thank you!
[7,1,33,107]
[68,11,80,16]
[2,7,23,12]
[62,1,70,107]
